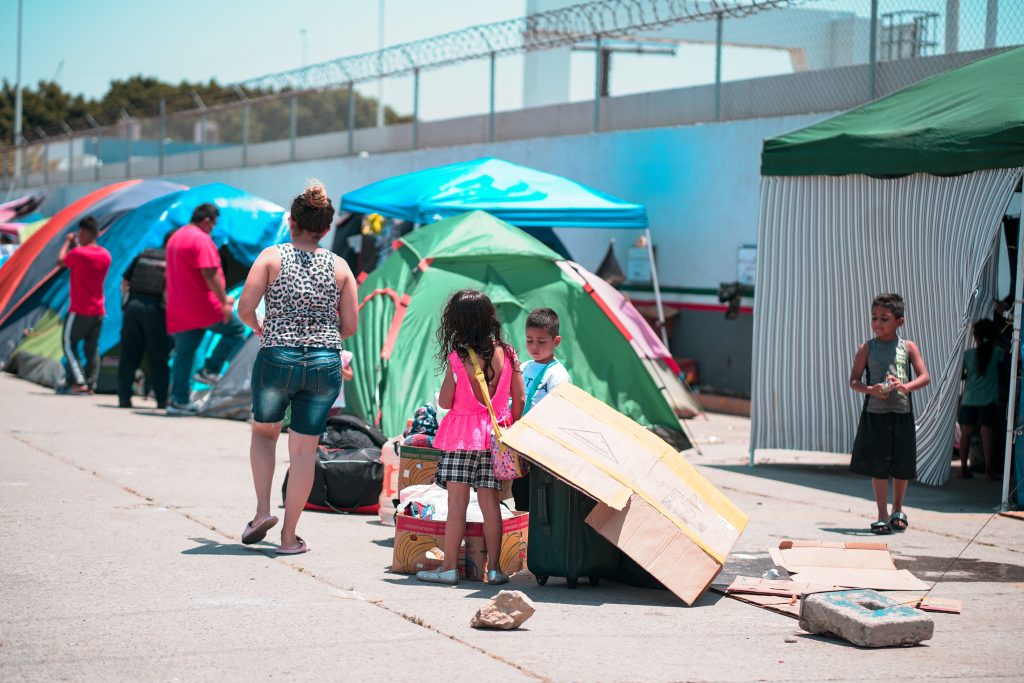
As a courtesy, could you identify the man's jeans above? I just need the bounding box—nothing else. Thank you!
[170,313,246,405]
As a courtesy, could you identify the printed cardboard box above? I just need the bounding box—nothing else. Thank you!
[501,383,748,604]
[392,511,528,581]
[398,444,442,492]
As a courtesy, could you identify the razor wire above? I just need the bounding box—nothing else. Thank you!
[239,0,800,91]
[16,0,799,140]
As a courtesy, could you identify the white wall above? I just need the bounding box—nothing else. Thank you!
[41,112,826,294]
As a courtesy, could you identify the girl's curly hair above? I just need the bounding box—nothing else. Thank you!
[435,289,512,383]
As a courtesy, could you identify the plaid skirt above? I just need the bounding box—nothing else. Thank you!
[435,449,499,491]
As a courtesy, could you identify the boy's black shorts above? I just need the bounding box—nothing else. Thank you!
[850,411,917,480]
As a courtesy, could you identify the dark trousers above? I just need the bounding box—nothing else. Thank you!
[62,312,102,389]
[170,313,246,405]
[118,296,173,407]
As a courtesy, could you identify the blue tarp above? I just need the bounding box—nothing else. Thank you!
[44,182,286,355]
[341,157,648,229]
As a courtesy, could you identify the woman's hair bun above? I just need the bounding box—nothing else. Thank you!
[303,183,330,209]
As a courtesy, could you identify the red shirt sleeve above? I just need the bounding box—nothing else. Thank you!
[64,247,79,268]
[195,234,220,270]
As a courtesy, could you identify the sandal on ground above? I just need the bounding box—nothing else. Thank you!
[240,515,278,545]
[276,537,309,555]
[870,521,892,535]
[416,569,459,585]
[889,511,908,532]
[487,570,510,585]
[957,470,974,479]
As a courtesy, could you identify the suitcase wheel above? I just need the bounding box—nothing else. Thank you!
[566,577,578,589]
[535,575,549,586]
[589,576,600,587]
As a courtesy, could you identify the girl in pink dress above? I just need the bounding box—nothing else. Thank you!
[416,290,525,586]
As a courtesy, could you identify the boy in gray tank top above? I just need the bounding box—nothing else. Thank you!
[847,293,930,535]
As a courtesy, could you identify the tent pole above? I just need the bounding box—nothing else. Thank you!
[1002,196,1024,511]
[644,228,670,348]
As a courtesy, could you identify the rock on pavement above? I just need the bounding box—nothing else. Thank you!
[470,590,536,630]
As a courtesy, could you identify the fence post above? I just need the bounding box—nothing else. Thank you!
[36,127,48,185]
[347,82,356,156]
[412,68,420,150]
[86,114,101,182]
[714,12,724,121]
[191,91,207,171]
[488,51,496,142]
[122,109,132,178]
[985,0,999,49]
[289,93,298,162]
[868,0,879,100]
[242,100,250,167]
[61,121,73,184]
[593,35,602,132]
[945,0,960,53]
[158,99,166,175]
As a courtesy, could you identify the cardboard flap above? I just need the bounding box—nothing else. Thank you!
[769,540,929,591]
[587,496,722,605]
[504,384,747,563]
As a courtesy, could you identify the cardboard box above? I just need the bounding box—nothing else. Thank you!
[501,383,748,604]
[392,511,528,581]
[398,444,442,492]
[768,540,929,591]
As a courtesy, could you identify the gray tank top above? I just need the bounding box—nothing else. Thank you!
[260,244,342,349]
[864,337,912,414]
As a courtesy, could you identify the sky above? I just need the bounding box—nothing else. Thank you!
[0,0,1017,123]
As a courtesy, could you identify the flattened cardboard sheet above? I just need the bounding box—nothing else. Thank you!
[503,384,746,565]
[769,540,929,591]
[586,495,724,605]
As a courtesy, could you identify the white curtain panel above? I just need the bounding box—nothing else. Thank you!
[752,169,1022,485]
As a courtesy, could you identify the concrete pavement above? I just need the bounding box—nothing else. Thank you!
[1,374,1022,682]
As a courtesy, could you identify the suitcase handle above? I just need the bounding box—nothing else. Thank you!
[537,482,549,527]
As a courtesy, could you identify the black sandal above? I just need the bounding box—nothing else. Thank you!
[889,511,908,531]
[870,521,892,535]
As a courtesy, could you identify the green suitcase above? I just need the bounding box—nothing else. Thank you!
[527,466,622,588]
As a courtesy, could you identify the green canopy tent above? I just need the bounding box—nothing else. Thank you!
[345,210,685,444]
[751,47,1024,503]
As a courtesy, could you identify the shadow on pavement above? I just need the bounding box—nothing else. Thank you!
[182,537,275,557]
[709,462,1002,514]
[818,527,882,537]
[379,573,693,608]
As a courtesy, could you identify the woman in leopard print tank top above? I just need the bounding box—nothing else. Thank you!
[237,183,359,555]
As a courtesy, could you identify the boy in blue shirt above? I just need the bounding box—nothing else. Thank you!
[513,307,571,510]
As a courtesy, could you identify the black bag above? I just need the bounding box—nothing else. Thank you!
[282,447,383,513]
[322,414,387,450]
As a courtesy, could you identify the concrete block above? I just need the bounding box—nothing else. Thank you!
[799,589,934,648]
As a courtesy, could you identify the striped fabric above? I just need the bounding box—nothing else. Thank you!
[752,169,1022,486]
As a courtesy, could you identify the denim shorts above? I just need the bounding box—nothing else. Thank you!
[251,346,341,435]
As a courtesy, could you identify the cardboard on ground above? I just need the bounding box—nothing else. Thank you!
[768,540,929,591]
[501,383,748,604]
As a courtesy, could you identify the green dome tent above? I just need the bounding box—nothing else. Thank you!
[345,210,684,442]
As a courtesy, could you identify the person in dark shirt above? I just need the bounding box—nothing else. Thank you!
[117,244,173,408]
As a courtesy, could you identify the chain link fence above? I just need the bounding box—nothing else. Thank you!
[3,0,1023,190]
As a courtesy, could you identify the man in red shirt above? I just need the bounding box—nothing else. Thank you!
[58,216,112,394]
[165,203,246,415]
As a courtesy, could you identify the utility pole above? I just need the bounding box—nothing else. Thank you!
[14,0,24,179]
[376,0,385,128]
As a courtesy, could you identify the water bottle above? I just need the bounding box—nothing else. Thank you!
[377,437,401,526]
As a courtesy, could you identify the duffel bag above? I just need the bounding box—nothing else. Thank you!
[282,447,383,514]
[322,414,387,450]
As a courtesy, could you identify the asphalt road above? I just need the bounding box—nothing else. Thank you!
[2,374,1022,682]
